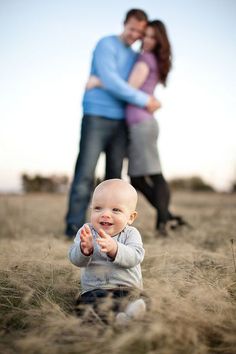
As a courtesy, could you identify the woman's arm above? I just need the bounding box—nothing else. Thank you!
[128,61,150,89]
[128,60,161,109]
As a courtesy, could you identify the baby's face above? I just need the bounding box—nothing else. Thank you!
[90,188,136,237]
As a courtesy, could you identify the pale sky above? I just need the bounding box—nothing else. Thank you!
[1,0,236,192]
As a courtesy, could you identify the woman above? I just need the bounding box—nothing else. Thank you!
[86,20,187,236]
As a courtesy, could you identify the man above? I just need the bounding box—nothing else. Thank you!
[65,9,160,237]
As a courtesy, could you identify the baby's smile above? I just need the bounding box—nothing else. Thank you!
[100,221,113,226]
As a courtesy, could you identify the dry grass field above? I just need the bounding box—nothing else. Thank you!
[0,191,236,354]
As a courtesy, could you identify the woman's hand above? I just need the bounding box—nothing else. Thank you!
[85,75,102,90]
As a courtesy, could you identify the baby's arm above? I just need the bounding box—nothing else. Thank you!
[96,228,144,267]
[113,228,144,268]
[68,224,94,267]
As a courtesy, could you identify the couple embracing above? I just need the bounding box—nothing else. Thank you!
[65,8,185,238]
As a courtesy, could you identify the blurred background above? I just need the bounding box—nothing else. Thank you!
[1,0,236,193]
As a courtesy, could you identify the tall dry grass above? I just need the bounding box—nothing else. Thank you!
[0,192,236,354]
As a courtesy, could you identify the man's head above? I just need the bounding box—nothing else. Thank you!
[90,179,138,237]
[120,9,148,46]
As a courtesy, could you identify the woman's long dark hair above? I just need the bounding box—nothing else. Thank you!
[148,20,172,86]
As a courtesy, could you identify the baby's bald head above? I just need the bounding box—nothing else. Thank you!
[90,179,138,235]
[92,179,138,212]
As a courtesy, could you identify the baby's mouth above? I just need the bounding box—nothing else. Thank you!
[100,222,112,226]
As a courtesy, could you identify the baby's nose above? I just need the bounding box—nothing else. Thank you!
[101,210,111,219]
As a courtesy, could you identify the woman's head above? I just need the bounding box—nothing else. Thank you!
[143,20,172,86]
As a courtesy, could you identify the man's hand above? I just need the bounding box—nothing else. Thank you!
[146,96,162,113]
[80,224,94,256]
[96,229,118,259]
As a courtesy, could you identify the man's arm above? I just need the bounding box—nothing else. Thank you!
[86,62,149,91]
[93,39,149,108]
[93,39,160,112]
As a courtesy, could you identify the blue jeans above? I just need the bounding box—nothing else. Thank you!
[65,115,128,234]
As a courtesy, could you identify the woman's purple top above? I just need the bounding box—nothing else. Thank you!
[126,51,159,125]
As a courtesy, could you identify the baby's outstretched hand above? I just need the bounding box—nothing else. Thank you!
[97,229,118,259]
[80,224,94,256]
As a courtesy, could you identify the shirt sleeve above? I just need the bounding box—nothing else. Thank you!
[136,52,157,71]
[93,39,149,107]
[112,228,145,268]
[68,225,93,267]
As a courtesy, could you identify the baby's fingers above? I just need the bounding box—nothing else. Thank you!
[97,239,107,250]
[84,224,91,233]
[97,239,106,246]
[98,229,109,239]
[99,245,108,253]
[81,224,91,237]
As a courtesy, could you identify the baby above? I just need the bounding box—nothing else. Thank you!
[68,178,146,324]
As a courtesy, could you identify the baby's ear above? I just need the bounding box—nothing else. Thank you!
[128,211,138,225]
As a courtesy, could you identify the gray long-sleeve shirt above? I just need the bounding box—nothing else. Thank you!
[68,224,145,294]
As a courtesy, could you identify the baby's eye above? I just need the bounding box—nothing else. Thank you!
[113,208,121,213]
[94,206,101,211]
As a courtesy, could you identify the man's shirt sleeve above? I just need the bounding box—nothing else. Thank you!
[93,39,149,107]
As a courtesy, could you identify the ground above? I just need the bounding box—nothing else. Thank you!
[0,191,236,354]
